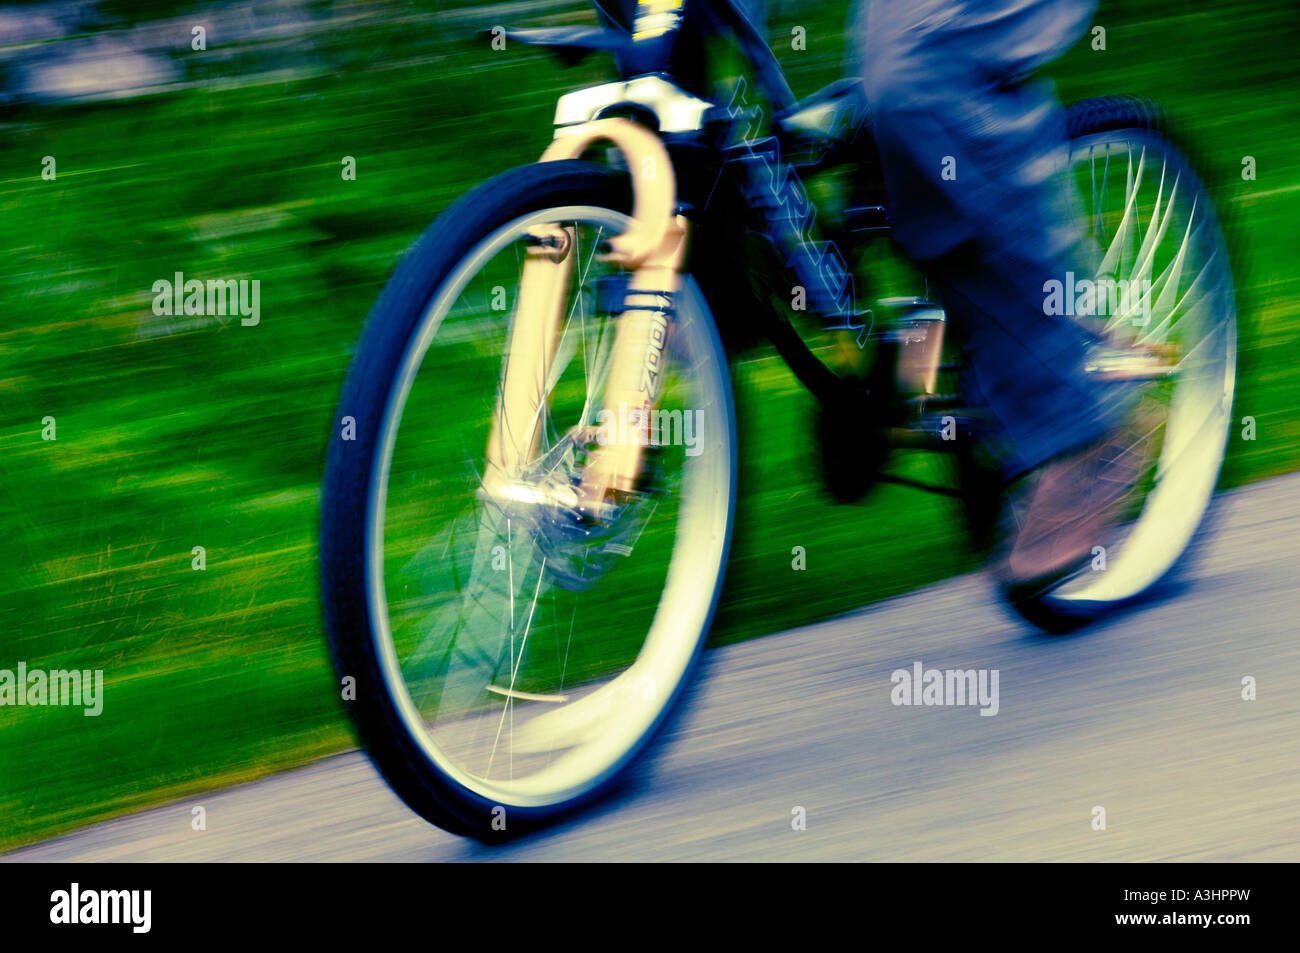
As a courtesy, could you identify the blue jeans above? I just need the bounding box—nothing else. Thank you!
[854,0,1125,474]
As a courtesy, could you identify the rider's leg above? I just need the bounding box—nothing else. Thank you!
[858,0,1125,478]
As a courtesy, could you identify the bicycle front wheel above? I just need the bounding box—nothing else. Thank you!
[320,161,736,837]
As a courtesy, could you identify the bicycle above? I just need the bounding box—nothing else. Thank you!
[319,0,1237,839]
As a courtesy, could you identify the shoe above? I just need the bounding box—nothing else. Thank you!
[997,429,1137,601]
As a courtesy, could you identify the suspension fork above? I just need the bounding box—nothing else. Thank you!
[487,117,689,513]
[486,222,575,482]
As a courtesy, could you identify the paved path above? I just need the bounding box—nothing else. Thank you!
[7,475,1298,861]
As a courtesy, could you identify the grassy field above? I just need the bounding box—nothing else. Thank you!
[0,0,1296,851]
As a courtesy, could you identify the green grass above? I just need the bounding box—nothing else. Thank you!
[1,0,1296,851]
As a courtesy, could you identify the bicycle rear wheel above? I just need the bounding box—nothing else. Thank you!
[1004,98,1237,629]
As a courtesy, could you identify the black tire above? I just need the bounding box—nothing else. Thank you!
[320,159,734,838]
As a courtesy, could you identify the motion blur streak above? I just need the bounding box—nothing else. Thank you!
[0,0,1295,853]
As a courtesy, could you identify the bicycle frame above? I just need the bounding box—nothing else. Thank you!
[493,0,970,504]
